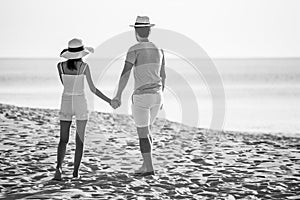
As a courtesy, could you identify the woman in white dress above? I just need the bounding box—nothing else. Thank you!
[54,38,112,180]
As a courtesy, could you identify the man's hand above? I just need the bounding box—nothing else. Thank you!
[110,97,121,109]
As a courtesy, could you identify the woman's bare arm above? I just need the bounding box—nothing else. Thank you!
[57,63,63,85]
[85,64,111,104]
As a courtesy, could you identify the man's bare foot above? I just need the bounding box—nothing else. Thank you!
[53,168,62,181]
[134,162,146,174]
[136,171,155,176]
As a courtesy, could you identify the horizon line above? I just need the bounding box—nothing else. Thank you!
[1,56,300,60]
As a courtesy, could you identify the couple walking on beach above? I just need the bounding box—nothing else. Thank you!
[54,16,166,180]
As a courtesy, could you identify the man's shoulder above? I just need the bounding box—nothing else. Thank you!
[128,43,142,52]
[128,42,159,52]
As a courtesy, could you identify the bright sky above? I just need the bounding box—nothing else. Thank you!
[0,0,299,58]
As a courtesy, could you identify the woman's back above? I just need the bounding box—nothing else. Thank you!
[59,61,87,95]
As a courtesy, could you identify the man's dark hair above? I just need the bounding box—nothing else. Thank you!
[135,27,150,38]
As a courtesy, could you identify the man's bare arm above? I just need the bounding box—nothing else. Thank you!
[115,61,134,99]
[160,51,166,91]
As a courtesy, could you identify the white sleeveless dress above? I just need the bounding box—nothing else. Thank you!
[59,63,88,121]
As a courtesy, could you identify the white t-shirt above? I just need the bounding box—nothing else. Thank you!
[125,42,164,91]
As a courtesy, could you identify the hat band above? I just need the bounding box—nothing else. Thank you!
[135,22,150,26]
[68,46,84,53]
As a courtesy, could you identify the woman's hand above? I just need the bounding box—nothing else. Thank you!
[110,97,121,109]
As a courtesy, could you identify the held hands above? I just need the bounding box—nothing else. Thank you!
[110,96,121,109]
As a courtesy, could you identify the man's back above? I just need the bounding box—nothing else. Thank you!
[126,41,163,90]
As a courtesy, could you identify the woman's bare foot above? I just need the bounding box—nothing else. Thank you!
[72,171,80,179]
[53,168,62,180]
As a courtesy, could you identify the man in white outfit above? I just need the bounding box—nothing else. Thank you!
[112,16,166,176]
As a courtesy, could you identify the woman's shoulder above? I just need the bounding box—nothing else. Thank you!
[81,61,88,65]
[80,61,89,69]
[80,62,89,74]
[57,61,63,68]
[57,61,66,66]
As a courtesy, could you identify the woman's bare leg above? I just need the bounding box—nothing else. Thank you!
[73,120,87,178]
[54,120,71,180]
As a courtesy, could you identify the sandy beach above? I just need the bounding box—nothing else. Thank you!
[0,103,299,199]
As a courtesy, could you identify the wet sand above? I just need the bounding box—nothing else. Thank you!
[0,103,299,199]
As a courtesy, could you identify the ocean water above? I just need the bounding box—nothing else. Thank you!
[0,58,300,136]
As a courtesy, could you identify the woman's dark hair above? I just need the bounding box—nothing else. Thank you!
[135,27,150,38]
[66,58,82,71]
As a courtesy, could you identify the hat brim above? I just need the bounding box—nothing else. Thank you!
[60,47,94,59]
[129,24,155,27]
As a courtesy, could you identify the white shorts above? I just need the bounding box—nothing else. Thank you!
[131,92,163,127]
[59,94,89,121]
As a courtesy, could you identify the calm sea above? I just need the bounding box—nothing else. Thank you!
[0,58,299,136]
